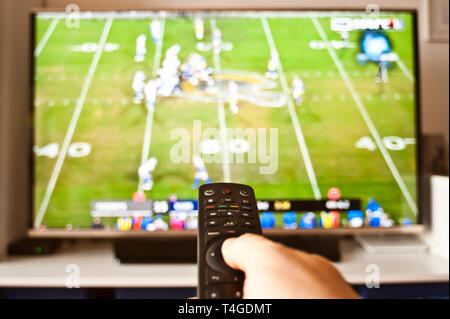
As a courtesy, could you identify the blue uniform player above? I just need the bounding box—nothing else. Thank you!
[191,155,212,189]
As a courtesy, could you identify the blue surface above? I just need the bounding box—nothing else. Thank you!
[0,283,448,299]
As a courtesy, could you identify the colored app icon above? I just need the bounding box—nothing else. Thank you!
[260,212,276,229]
[347,210,364,228]
[141,216,153,230]
[299,212,316,229]
[327,187,341,201]
[282,212,297,229]
[320,211,340,228]
[116,217,132,231]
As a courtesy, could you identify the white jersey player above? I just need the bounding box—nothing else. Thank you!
[149,19,162,43]
[291,76,305,105]
[376,58,389,83]
[228,81,239,114]
[265,50,279,79]
[144,80,157,112]
[194,17,204,40]
[340,31,350,47]
[138,157,158,191]
[132,71,146,104]
[135,34,147,62]
[212,27,222,52]
[157,44,181,96]
[192,155,212,189]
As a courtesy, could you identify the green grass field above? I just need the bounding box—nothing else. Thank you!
[33,12,418,228]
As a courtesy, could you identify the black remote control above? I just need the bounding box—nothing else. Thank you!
[197,183,263,299]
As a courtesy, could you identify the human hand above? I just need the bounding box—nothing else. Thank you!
[221,233,359,299]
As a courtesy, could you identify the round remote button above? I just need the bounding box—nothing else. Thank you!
[205,238,234,273]
[239,189,249,196]
[222,189,232,195]
[204,189,215,196]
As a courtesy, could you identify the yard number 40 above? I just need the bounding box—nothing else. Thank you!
[356,136,415,151]
[34,142,91,158]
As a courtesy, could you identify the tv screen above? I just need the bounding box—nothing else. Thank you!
[32,10,419,231]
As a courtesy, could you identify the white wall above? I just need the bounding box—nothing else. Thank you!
[0,0,32,259]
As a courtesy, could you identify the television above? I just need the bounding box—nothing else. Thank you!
[31,10,422,239]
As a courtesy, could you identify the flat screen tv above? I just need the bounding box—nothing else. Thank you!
[31,10,422,236]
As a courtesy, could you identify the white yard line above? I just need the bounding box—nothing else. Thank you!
[261,17,322,200]
[138,19,165,191]
[311,16,418,215]
[34,18,114,227]
[34,18,60,57]
[211,18,231,183]
[396,56,415,82]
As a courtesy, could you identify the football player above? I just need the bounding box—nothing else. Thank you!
[265,50,279,79]
[134,34,147,62]
[212,27,222,53]
[138,157,158,191]
[132,70,146,104]
[192,155,212,189]
[194,17,204,40]
[291,76,305,105]
[144,79,157,112]
[340,30,350,47]
[228,81,239,114]
[149,19,162,43]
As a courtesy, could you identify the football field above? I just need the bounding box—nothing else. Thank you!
[33,12,418,228]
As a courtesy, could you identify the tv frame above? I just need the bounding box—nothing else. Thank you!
[28,8,425,239]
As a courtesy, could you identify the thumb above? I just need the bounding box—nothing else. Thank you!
[221,233,272,272]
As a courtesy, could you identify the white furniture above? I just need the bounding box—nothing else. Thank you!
[0,176,448,288]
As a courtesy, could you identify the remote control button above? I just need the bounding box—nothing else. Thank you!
[216,209,227,215]
[206,288,221,299]
[205,269,243,285]
[207,273,222,284]
[205,239,233,273]
[206,231,221,241]
[204,189,215,196]
[223,211,233,217]
[223,198,232,203]
[206,211,219,218]
[207,284,243,299]
[222,189,232,195]
[241,199,250,205]
[217,204,228,209]
[206,220,219,227]
[223,219,237,227]
[239,189,249,196]
[242,220,255,227]
[224,229,237,235]
[229,205,239,209]
[206,198,216,204]
[205,205,216,210]
[242,205,252,211]
[241,212,253,219]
